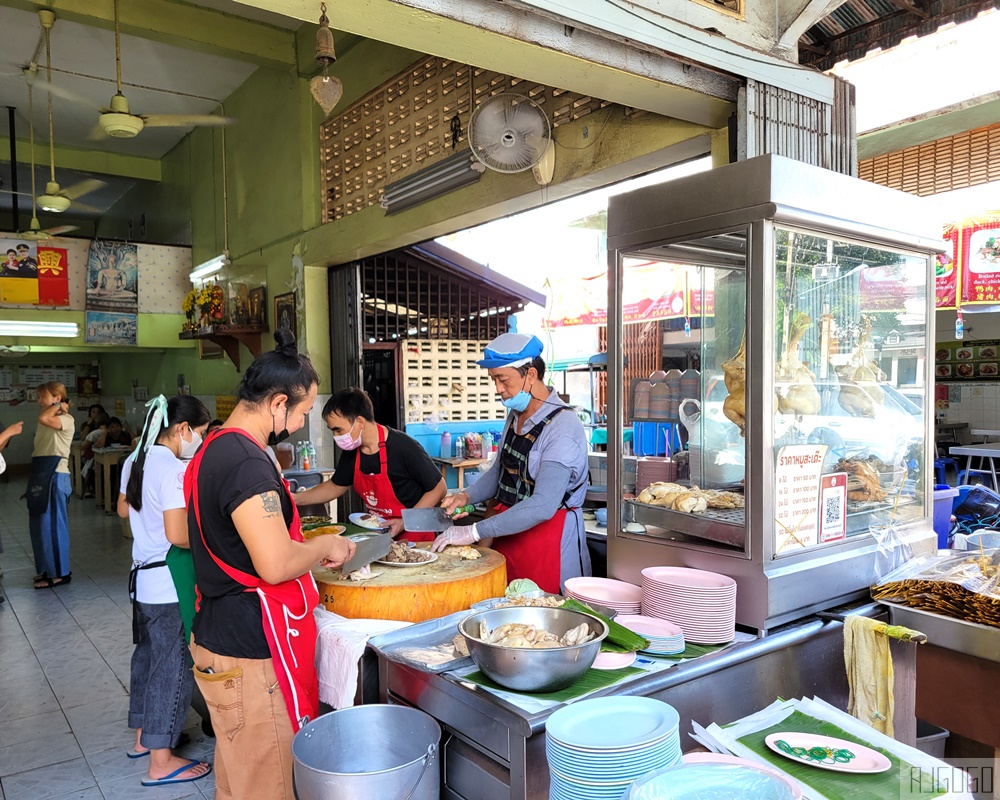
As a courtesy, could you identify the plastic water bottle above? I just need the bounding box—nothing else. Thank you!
[306,441,316,470]
[481,431,492,457]
[301,442,311,471]
[455,435,466,460]
[441,431,452,458]
[955,310,964,340]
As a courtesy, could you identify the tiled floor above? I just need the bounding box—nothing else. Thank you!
[0,480,216,799]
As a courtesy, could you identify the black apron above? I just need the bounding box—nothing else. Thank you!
[496,407,585,507]
[26,455,62,516]
[129,559,168,643]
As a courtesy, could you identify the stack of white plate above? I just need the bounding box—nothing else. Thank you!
[545,697,682,800]
[640,566,737,645]
[616,614,685,656]
[565,577,642,615]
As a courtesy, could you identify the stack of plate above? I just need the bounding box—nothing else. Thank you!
[635,458,678,496]
[616,614,685,655]
[564,577,642,615]
[546,697,682,800]
[640,566,737,645]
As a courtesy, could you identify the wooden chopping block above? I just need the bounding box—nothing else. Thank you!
[312,545,507,622]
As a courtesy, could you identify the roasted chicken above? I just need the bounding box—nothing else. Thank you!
[776,312,821,417]
[722,332,747,436]
[836,315,885,418]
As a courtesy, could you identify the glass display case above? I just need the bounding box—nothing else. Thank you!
[606,155,943,634]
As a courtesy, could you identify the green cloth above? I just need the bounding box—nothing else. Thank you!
[165,545,197,645]
[737,709,946,800]
[463,665,644,702]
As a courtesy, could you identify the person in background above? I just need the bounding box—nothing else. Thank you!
[186,330,355,800]
[293,388,447,541]
[81,412,111,498]
[434,334,592,593]
[206,419,224,436]
[80,403,108,438]
[0,421,24,597]
[117,395,212,788]
[95,416,133,448]
[29,382,75,589]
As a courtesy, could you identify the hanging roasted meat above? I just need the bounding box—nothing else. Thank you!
[776,312,821,416]
[836,315,885,418]
[722,332,746,436]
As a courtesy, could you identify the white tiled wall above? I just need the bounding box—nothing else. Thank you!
[941,383,1000,433]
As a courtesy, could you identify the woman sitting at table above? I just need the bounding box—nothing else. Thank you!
[293,387,447,541]
[95,416,133,448]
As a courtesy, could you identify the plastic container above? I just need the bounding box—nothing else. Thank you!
[933,484,960,548]
[915,720,949,759]
[440,431,451,458]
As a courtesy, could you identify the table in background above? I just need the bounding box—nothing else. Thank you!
[432,457,486,490]
[68,441,84,498]
[94,448,131,514]
[948,442,1000,490]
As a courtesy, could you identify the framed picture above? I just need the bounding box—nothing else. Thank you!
[274,292,297,336]
[248,286,266,327]
[198,339,223,360]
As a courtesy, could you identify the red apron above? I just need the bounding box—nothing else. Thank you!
[185,428,319,731]
[490,502,564,594]
[353,425,434,543]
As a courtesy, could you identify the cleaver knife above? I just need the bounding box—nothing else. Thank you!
[340,533,392,573]
[402,505,475,533]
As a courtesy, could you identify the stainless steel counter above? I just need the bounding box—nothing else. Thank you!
[378,605,866,800]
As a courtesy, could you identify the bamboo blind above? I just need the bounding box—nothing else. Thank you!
[598,321,662,414]
[320,57,613,223]
[859,122,1000,196]
[739,77,856,176]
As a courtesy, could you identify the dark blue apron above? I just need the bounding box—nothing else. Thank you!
[26,455,62,516]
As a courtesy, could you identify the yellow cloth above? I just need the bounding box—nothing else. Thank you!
[843,614,894,736]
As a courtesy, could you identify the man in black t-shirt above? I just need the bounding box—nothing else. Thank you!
[293,388,446,540]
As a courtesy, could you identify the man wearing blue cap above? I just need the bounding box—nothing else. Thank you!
[433,333,591,592]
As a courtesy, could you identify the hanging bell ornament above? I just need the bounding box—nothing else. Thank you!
[310,3,343,115]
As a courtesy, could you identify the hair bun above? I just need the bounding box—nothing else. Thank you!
[273,328,299,357]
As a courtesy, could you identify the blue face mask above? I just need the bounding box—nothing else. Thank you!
[503,391,531,412]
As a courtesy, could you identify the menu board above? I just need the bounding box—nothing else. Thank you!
[934,339,1000,380]
[774,444,828,553]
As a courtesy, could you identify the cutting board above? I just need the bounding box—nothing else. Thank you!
[312,545,507,622]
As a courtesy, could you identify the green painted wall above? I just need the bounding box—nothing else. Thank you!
[100,348,243,397]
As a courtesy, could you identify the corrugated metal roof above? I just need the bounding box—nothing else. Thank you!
[801,0,999,71]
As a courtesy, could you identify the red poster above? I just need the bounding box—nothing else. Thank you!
[935,225,958,309]
[36,246,69,306]
[959,212,1000,305]
[859,265,914,310]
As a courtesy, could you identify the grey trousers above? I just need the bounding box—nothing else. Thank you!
[129,600,194,750]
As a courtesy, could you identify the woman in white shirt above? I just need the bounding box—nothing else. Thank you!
[117,394,212,788]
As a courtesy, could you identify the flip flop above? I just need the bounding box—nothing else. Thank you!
[141,760,211,787]
[127,731,190,758]
[34,577,55,590]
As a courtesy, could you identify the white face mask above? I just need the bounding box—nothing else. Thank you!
[180,428,203,461]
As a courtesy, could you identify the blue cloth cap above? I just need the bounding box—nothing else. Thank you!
[477,333,544,369]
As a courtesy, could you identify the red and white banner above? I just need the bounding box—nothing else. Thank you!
[957,212,1000,305]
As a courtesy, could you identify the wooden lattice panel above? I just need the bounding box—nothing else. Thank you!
[859,122,1000,197]
[321,57,613,223]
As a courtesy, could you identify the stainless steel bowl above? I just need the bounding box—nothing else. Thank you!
[459,607,608,693]
[469,594,618,620]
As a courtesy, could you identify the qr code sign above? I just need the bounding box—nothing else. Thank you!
[820,472,848,543]
[825,494,842,525]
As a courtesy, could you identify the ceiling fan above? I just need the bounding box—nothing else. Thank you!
[33,11,105,213]
[14,74,77,241]
[91,0,235,139]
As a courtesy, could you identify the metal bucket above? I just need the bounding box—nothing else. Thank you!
[292,705,440,800]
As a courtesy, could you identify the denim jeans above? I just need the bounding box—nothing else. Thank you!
[28,472,72,577]
[129,600,194,750]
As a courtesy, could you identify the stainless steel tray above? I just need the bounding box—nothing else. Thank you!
[626,500,745,548]
[368,609,474,673]
[883,601,1000,664]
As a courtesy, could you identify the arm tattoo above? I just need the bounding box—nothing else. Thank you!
[260,491,282,518]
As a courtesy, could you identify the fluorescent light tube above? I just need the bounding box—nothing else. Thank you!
[190,253,230,281]
[0,320,79,338]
